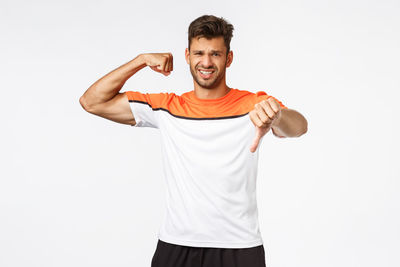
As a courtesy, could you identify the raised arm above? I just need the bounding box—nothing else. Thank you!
[79,53,173,125]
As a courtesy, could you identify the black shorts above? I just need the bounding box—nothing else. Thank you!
[151,239,266,267]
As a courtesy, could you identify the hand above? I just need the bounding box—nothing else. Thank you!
[142,53,173,76]
[249,97,282,153]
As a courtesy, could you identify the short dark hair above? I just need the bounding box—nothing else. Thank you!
[188,15,234,54]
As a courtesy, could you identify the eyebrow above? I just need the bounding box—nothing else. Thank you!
[192,50,223,54]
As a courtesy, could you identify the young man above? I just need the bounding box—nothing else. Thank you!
[80,15,307,267]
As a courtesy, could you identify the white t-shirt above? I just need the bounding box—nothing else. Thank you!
[125,88,288,248]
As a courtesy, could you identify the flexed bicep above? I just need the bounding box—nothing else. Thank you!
[82,92,136,126]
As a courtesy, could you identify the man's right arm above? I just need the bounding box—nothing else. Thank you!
[79,53,173,125]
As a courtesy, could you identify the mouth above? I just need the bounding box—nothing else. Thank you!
[198,69,215,79]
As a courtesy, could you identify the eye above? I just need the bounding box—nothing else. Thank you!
[212,53,220,56]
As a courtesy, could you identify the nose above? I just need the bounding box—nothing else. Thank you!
[201,55,213,68]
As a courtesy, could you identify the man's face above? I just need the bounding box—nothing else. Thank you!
[185,36,233,89]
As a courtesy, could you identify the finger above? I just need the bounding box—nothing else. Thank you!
[162,55,169,72]
[255,103,273,126]
[249,110,258,127]
[150,66,158,72]
[165,53,172,72]
[259,101,276,121]
[151,65,163,73]
[151,65,170,76]
[157,62,164,72]
[267,97,281,113]
[250,109,266,128]
[169,53,173,71]
[250,133,261,153]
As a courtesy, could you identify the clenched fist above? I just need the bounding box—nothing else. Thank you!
[249,97,282,153]
[142,53,173,76]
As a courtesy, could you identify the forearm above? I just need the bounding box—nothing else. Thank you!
[271,108,308,137]
[80,54,147,109]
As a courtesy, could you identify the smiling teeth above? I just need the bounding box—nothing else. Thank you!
[200,70,213,74]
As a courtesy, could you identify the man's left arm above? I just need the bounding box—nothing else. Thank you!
[271,108,308,138]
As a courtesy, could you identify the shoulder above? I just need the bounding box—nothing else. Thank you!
[231,88,269,103]
[235,89,289,109]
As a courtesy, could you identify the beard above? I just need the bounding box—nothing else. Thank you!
[189,62,226,89]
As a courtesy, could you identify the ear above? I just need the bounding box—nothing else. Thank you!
[226,50,233,68]
[185,48,190,64]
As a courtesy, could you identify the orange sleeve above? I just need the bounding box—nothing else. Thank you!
[125,91,170,128]
[125,91,168,108]
[255,91,288,109]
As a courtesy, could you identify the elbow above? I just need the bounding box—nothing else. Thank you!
[300,126,308,136]
[79,95,88,111]
[297,119,308,137]
[79,95,94,113]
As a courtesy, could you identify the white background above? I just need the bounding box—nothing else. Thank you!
[1,0,399,266]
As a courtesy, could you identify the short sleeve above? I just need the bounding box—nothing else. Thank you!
[255,91,288,109]
[125,91,165,129]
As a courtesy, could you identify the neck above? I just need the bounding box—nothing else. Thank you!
[192,77,231,99]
